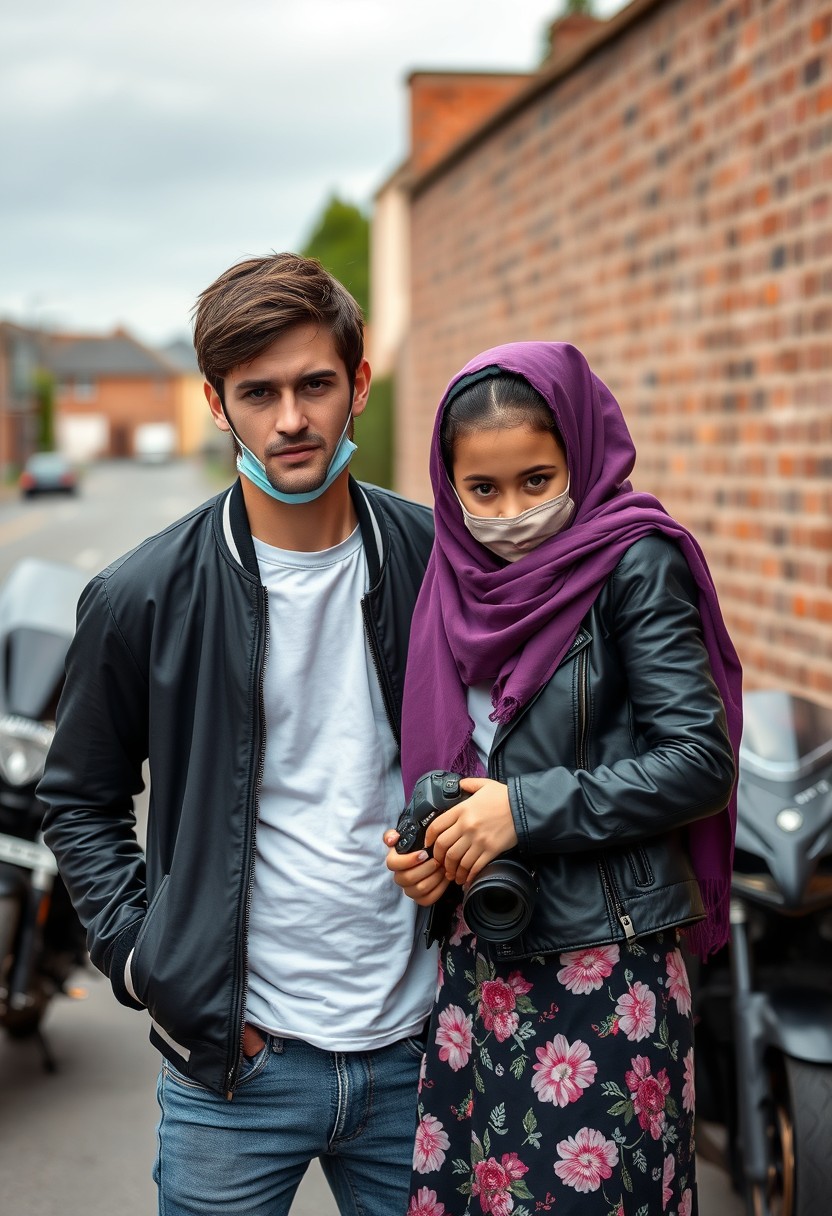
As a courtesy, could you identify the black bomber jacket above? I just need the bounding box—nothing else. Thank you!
[39,477,434,1097]
[429,534,737,965]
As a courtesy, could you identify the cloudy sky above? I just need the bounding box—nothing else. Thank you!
[2,0,622,346]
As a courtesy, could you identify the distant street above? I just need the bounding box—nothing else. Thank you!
[0,459,741,1214]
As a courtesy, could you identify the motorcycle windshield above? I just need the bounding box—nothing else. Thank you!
[740,690,832,780]
[0,558,87,720]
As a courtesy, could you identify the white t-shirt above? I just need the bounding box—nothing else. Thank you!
[245,527,436,1051]
[468,680,499,770]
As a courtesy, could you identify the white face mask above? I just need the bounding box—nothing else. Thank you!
[456,479,575,562]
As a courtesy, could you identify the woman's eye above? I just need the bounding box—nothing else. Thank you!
[472,483,496,498]
[525,474,548,489]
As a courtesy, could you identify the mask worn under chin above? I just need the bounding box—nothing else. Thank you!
[228,404,357,505]
[457,479,575,562]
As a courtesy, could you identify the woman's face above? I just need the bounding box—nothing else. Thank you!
[452,423,569,518]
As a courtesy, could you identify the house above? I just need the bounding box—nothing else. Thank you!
[48,328,181,460]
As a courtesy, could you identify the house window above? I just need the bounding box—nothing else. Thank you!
[74,379,97,401]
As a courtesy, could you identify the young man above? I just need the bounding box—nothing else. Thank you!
[39,253,437,1216]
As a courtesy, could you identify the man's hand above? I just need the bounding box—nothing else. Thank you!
[383,829,451,906]
[424,777,517,886]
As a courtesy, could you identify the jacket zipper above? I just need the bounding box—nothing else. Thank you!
[598,858,636,942]
[575,647,635,944]
[226,585,269,1098]
[361,598,400,746]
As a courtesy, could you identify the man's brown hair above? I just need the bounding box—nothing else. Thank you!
[192,252,365,399]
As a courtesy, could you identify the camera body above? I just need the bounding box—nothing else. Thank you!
[395,770,469,855]
[396,770,537,943]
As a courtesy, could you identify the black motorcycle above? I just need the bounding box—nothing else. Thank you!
[0,557,88,1068]
[694,689,832,1216]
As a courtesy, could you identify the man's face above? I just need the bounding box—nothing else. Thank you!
[205,323,369,498]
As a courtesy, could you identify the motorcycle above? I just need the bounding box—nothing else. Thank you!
[0,557,88,1069]
[694,689,832,1216]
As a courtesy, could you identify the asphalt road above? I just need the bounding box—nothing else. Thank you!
[0,459,743,1213]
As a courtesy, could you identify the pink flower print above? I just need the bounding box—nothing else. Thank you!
[408,1187,446,1216]
[678,1186,694,1216]
[471,1153,528,1215]
[506,969,533,996]
[665,949,692,1016]
[624,1054,671,1140]
[413,1114,450,1174]
[557,945,620,994]
[531,1034,597,1107]
[500,1152,528,1182]
[478,972,531,1041]
[435,1004,473,1072]
[682,1046,695,1113]
[662,1153,675,1210]
[554,1127,618,1193]
[448,903,472,946]
[615,980,656,1041]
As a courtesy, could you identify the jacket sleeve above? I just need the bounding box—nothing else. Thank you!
[507,538,737,855]
[39,575,148,1008]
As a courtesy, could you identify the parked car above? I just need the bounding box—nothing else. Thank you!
[19,453,78,498]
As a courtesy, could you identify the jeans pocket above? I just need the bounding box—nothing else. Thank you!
[401,1034,428,1061]
[236,1041,271,1088]
[162,1058,213,1093]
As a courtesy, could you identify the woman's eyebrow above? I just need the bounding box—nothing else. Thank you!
[461,463,558,481]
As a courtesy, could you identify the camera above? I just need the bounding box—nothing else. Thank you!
[396,770,537,943]
[395,770,468,855]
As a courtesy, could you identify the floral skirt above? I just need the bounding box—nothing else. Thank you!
[408,908,697,1216]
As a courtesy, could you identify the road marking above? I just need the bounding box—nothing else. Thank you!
[0,510,48,546]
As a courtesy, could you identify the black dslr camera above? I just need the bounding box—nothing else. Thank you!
[396,770,537,943]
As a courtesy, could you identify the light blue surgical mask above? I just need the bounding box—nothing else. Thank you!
[225,399,357,506]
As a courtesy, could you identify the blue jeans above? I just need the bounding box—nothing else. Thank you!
[153,1033,425,1215]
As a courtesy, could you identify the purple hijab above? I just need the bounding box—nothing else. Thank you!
[401,341,742,958]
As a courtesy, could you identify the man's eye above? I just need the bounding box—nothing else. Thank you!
[244,387,269,400]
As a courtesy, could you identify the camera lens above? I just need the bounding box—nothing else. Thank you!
[462,859,536,943]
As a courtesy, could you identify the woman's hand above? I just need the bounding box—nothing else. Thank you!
[425,777,518,886]
[383,829,451,906]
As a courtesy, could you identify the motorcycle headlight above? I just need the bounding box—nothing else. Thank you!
[0,716,55,787]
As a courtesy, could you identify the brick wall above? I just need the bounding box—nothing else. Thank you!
[398,0,832,702]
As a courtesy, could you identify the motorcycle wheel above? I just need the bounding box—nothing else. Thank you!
[0,894,50,1038]
[748,1056,832,1216]
[0,895,19,972]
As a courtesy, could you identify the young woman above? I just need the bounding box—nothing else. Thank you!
[386,342,741,1216]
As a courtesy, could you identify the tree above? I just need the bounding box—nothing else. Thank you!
[300,193,393,486]
[300,195,370,319]
[32,368,56,451]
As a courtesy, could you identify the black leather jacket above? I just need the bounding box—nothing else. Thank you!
[39,477,434,1096]
[430,534,736,964]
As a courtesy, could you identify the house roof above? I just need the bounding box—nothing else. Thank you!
[159,336,201,374]
[47,330,175,378]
